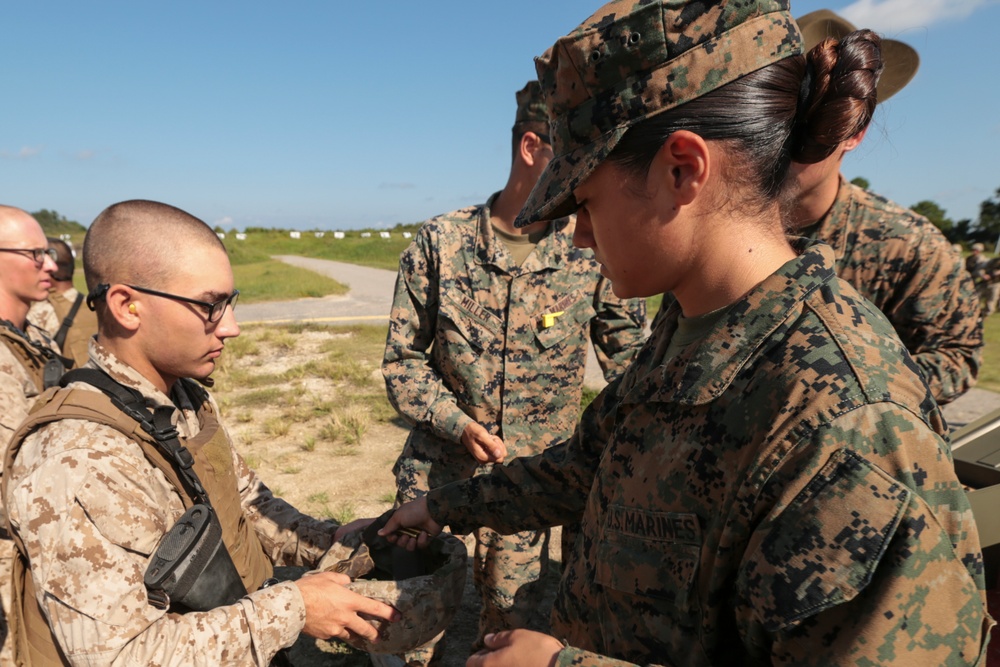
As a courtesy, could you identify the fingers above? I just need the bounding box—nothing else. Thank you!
[334,517,374,542]
[489,435,508,462]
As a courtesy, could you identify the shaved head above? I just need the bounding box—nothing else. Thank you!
[84,200,225,292]
[0,205,43,244]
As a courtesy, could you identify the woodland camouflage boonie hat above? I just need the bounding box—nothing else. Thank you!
[513,80,550,138]
[515,0,803,227]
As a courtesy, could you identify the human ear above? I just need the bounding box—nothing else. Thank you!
[842,126,868,153]
[106,285,141,332]
[646,130,710,207]
[519,132,547,168]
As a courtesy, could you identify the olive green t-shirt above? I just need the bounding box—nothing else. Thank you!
[664,303,734,361]
[492,224,549,267]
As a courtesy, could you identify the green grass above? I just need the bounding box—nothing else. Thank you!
[224,230,413,272]
[68,247,347,305]
[232,260,347,303]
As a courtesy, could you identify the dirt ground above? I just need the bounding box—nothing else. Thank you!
[213,323,562,666]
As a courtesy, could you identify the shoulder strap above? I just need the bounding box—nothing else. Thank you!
[59,368,213,508]
[53,292,85,350]
[0,319,70,388]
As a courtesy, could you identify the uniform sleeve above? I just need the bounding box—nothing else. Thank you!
[232,440,336,568]
[7,422,305,666]
[382,230,473,443]
[734,406,991,666]
[0,364,32,438]
[589,278,646,382]
[427,378,621,536]
[0,364,33,525]
[881,235,983,405]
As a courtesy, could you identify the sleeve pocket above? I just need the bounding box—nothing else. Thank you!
[738,448,911,633]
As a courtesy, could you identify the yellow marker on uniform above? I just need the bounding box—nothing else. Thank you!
[542,311,564,328]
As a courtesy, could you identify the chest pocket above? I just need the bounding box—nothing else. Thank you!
[439,294,501,353]
[595,505,701,614]
[534,296,596,349]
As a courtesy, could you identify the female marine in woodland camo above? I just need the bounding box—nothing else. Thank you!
[382,1,994,665]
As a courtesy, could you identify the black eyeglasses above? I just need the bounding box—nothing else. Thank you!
[0,247,58,266]
[127,285,240,323]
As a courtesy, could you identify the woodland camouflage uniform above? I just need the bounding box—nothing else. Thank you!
[3,340,339,665]
[801,178,983,404]
[417,0,992,664]
[427,242,993,666]
[383,197,646,652]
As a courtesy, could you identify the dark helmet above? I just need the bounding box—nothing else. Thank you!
[318,509,467,654]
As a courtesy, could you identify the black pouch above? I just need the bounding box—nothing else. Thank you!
[144,504,247,612]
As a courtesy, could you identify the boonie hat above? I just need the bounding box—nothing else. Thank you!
[316,510,467,655]
[513,80,550,138]
[796,9,919,103]
[515,0,803,227]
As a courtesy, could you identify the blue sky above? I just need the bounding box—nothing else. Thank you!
[2,0,998,231]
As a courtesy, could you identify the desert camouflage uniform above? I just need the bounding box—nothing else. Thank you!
[28,287,98,369]
[4,340,339,666]
[427,242,992,666]
[803,178,983,404]
[383,194,646,652]
[0,320,59,663]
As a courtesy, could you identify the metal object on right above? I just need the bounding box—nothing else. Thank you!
[952,406,1000,587]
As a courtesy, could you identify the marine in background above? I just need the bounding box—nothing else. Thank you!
[0,205,64,664]
[382,81,646,663]
[784,9,983,405]
[28,236,99,368]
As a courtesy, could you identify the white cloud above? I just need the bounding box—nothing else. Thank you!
[0,146,43,159]
[215,216,234,227]
[840,0,997,33]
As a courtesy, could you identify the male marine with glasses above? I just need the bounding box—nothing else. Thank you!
[2,200,397,665]
[0,205,66,663]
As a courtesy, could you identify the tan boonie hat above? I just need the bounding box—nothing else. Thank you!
[796,9,919,103]
[515,0,803,227]
[513,80,550,138]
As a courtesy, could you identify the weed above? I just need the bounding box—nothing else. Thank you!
[282,466,302,475]
[302,436,317,452]
[331,502,357,525]
[244,454,261,470]
[378,491,397,504]
[229,387,287,409]
[320,407,371,445]
[308,492,330,504]
[264,418,291,437]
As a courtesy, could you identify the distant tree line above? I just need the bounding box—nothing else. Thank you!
[32,209,86,236]
[851,178,1000,248]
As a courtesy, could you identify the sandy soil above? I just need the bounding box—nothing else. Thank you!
[215,324,562,666]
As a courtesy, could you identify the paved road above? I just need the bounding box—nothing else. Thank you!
[238,255,1000,427]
